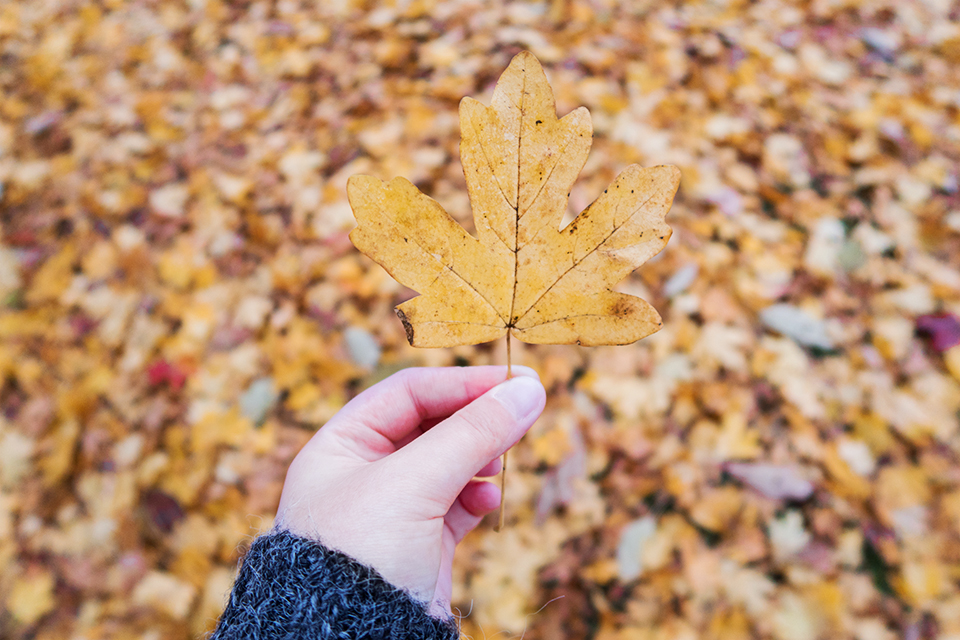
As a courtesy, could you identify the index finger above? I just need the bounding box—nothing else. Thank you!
[317,365,539,457]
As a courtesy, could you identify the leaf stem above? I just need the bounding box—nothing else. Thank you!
[494,332,513,532]
[494,448,508,532]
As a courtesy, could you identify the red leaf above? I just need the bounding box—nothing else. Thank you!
[146,360,187,391]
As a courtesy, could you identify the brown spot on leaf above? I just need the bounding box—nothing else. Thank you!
[396,308,415,345]
[608,297,632,317]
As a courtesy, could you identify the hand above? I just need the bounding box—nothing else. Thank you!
[276,365,546,616]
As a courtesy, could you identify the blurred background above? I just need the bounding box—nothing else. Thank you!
[2,0,960,638]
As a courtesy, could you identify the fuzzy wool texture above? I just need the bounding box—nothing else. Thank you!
[210,530,460,640]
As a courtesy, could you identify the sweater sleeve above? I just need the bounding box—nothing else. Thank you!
[210,529,460,640]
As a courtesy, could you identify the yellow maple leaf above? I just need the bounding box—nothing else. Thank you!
[348,51,679,349]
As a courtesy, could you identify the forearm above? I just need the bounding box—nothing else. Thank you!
[210,529,459,640]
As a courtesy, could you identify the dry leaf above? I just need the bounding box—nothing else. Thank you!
[348,52,679,348]
[726,463,815,501]
[8,568,56,625]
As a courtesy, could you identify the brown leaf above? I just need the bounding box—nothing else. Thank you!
[348,51,680,348]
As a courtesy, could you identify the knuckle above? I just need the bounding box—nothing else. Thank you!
[390,367,412,383]
[390,367,419,386]
[454,405,501,451]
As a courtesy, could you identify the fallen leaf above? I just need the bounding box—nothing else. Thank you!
[768,510,812,560]
[27,244,77,303]
[726,463,815,501]
[239,377,277,425]
[771,591,822,640]
[616,516,657,581]
[916,313,960,352]
[689,486,743,531]
[348,51,679,348]
[150,182,190,218]
[140,489,186,536]
[343,326,381,369]
[8,567,56,625]
[132,570,198,620]
[759,304,835,350]
[193,567,236,636]
[945,345,960,383]
[147,359,188,391]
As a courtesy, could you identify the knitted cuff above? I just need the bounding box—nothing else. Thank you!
[210,529,460,640]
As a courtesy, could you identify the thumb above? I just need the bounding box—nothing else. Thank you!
[392,376,546,507]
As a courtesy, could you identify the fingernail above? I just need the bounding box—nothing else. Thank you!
[491,377,544,422]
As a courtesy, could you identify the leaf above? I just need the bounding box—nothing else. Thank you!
[348,52,680,348]
[916,312,960,352]
[725,463,815,501]
[8,568,56,625]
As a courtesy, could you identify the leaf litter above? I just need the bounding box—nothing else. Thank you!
[2,2,960,640]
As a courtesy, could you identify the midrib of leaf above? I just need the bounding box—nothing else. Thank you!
[508,64,526,329]
[514,190,659,326]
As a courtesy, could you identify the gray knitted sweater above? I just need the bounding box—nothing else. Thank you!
[210,530,460,639]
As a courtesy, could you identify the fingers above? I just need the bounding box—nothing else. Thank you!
[445,481,500,543]
[476,458,502,477]
[391,376,546,507]
[319,366,540,457]
[460,481,502,519]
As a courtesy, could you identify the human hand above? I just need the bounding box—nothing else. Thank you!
[276,366,546,617]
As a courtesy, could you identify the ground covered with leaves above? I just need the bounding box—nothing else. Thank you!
[2,1,960,639]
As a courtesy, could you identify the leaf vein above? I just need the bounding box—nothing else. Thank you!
[467,117,517,252]
[380,216,506,323]
[515,190,659,324]
[518,128,577,220]
[408,319,505,328]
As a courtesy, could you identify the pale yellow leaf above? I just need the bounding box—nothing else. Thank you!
[348,51,679,348]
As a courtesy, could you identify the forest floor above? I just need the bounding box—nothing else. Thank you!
[2,1,960,639]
